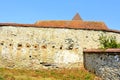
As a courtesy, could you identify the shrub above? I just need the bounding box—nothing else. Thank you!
[117,43,120,48]
[99,34,120,49]
[0,76,4,80]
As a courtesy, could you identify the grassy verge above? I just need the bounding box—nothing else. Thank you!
[0,68,96,80]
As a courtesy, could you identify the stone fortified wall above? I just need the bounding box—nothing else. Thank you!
[0,26,120,69]
[84,49,120,80]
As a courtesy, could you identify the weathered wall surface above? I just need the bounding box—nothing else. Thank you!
[84,50,120,80]
[0,26,120,69]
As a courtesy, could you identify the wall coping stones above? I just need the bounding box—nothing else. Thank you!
[83,48,120,53]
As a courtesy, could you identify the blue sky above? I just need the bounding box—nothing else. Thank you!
[0,0,120,30]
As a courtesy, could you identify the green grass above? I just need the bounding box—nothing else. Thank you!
[0,68,97,80]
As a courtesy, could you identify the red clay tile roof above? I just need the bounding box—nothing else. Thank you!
[0,13,120,33]
[0,13,108,30]
[35,20,108,30]
[0,22,120,33]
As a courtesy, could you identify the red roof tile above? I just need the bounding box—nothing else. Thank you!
[0,13,109,30]
[0,22,120,34]
[35,20,108,30]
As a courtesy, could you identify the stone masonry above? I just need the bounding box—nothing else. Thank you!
[84,49,120,80]
[0,26,120,69]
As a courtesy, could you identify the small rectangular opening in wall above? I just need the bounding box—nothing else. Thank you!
[9,44,13,46]
[34,44,39,49]
[29,55,32,58]
[59,45,63,50]
[18,44,22,47]
[52,46,55,48]
[26,43,31,48]
[41,45,47,49]
[60,46,62,50]
[0,43,4,45]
